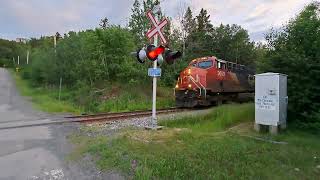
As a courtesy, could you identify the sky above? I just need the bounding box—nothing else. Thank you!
[0,0,314,42]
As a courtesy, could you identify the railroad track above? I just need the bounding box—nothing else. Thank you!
[0,108,187,130]
[66,107,187,123]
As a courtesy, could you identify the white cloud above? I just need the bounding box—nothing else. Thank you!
[162,0,314,41]
[0,0,132,39]
[245,3,270,22]
[0,0,316,41]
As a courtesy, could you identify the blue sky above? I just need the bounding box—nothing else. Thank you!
[0,0,314,42]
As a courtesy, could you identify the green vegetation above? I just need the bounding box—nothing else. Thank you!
[13,70,174,113]
[12,71,82,114]
[0,0,260,114]
[160,103,254,132]
[258,2,320,130]
[1,1,319,129]
[1,1,319,179]
[96,85,174,112]
[0,38,26,68]
[69,103,320,179]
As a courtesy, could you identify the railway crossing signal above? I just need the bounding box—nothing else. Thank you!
[133,45,181,65]
[146,10,168,44]
[129,3,182,130]
[134,48,147,64]
[146,45,165,61]
[164,49,182,65]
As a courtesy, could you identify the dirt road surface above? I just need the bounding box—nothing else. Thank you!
[0,68,122,180]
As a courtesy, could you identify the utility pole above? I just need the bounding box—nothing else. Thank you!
[236,42,239,64]
[27,50,29,65]
[54,35,62,101]
[54,35,57,52]
[59,77,62,101]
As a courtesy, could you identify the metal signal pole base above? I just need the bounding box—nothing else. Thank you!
[145,124,163,130]
[145,126,163,130]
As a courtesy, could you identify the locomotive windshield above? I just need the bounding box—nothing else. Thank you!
[190,61,197,67]
[198,60,213,69]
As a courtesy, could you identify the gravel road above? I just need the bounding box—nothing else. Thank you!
[0,68,123,180]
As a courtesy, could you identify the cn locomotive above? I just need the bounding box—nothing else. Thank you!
[175,56,255,107]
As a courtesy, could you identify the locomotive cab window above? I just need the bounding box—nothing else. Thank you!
[228,62,233,70]
[221,63,226,69]
[233,64,237,70]
[217,61,226,69]
[190,62,197,67]
[239,65,245,71]
[198,60,213,69]
[236,64,240,70]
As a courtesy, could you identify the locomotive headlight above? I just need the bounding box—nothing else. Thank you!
[175,84,179,89]
[188,68,191,75]
[188,84,192,89]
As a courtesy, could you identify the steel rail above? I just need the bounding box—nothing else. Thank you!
[0,108,187,130]
[65,107,179,119]
[68,108,187,123]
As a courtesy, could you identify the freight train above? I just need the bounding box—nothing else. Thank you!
[175,56,255,107]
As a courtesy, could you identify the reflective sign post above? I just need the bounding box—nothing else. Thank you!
[151,27,158,128]
[146,4,167,130]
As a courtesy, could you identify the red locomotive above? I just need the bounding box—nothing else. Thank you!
[175,56,255,107]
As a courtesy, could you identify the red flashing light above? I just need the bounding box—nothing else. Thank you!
[147,45,165,61]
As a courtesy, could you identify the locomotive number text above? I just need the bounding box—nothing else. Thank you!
[217,71,226,77]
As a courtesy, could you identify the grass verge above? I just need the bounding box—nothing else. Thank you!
[69,103,320,179]
[12,71,175,114]
[12,71,83,114]
[96,85,175,112]
[160,103,254,132]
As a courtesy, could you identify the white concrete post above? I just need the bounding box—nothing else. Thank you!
[151,13,159,128]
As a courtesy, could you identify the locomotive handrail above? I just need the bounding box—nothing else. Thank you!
[189,75,206,99]
[189,75,201,96]
[196,75,207,99]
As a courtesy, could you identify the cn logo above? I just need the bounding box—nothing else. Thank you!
[218,71,226,77]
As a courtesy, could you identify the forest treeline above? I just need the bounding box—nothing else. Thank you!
[0,1,319,130]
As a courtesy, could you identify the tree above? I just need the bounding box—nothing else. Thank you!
[211,24,255,66]
[55,32,62,40]
[180,7,196,57]
[196,8,213,33]
[260,2,320,130]
[99,17,109,29]
[185,8,213,59]
[128,0,144,45]
[0,38,27,67]
[128,0,170,47]
[182,7,196,37]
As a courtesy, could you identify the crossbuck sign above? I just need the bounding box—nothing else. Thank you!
[146,10,168,44]
[145,5,168,129]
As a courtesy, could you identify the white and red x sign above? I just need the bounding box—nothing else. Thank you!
[146,10,168,44]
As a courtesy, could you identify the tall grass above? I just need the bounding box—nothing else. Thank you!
[12,71,82,114]
[12,71,175,114]
[161,103,254,132]
[97,87,175,112]
[70,102,320,179]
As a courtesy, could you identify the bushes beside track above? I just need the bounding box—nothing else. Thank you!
[69,103,320,179]
[258,3,320,130]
